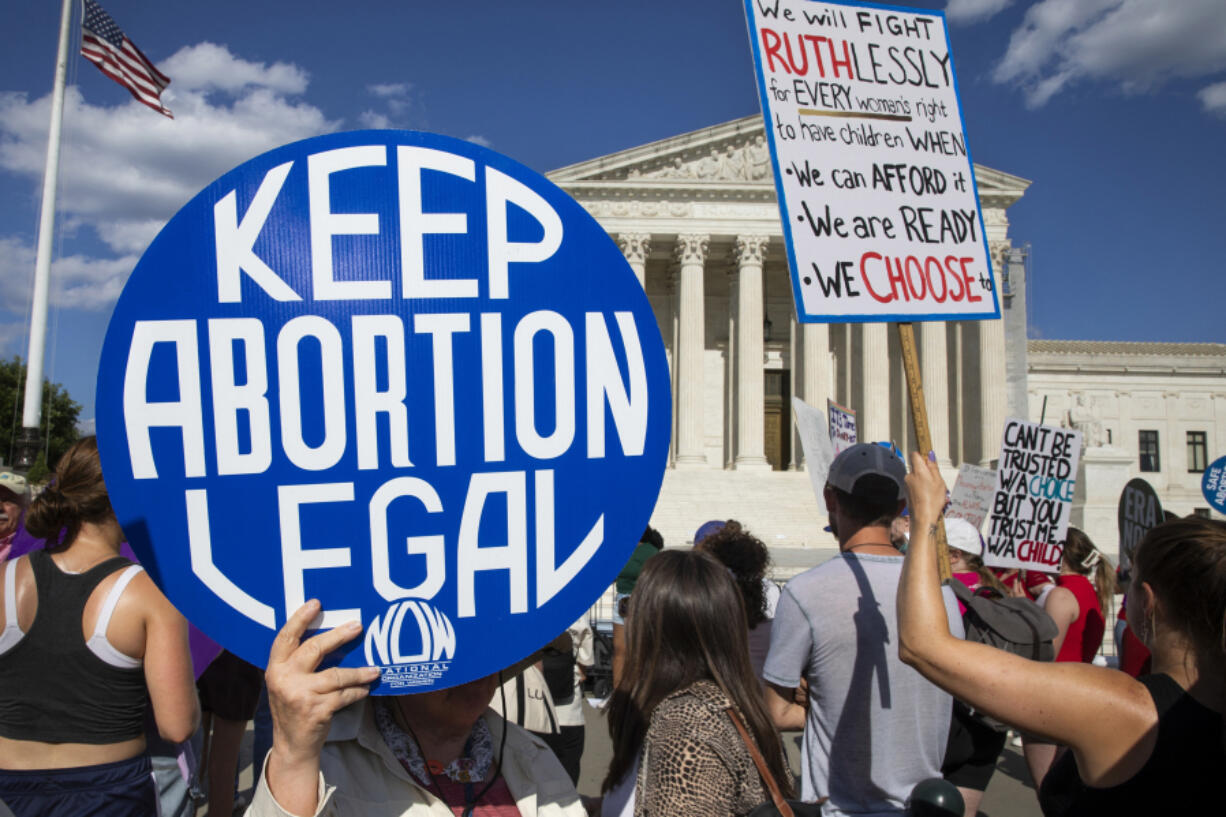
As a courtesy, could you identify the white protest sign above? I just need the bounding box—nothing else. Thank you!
[985,419,1081,571]
[948,463,995,530]
[793,396,834,506]
[743,0,998,323]
[827,399,857,455]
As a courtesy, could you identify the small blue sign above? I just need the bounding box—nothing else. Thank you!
[96,130,671,693]
[1203,455,1226,516]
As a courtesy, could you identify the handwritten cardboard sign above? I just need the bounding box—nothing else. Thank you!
[743,0,998,323]
[827,399,857,455]
[95,131,672,692]
[948,463,995,531]
[985,419,1081,571]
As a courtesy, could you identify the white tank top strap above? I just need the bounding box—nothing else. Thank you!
[86,564,144,669]
[0,558,25,655]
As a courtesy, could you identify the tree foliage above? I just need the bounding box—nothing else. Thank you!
[0,356,82,472]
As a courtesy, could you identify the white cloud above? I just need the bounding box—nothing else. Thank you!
[945,0,1014,25]
[993,0,1226,108]
[369,83,410,99]
[359,82,415,129]
[0,236,137,314]
[1200,81,1226,116]
[0,45,338,257]
[0,43,345,357]
[160,42,309,96]
[358,110,393,129]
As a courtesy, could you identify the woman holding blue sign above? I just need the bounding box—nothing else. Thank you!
[0,437,199,816]
[900,452,1226,816]
[254,599,586,817]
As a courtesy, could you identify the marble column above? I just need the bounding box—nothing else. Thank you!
[978,317,1008,466]
[788,318,799,470]
[948,323,964,464]
[617,232,650,289]
[920,322,951,465]
[674,234,709,468]
[725,269,737,469]
[801,323,830,468]
[733,235,771,470]
[861,322,890,443]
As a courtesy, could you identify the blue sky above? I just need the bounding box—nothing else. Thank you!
[3,0,1224,426]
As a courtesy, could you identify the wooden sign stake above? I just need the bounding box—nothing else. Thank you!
[897,322,952,583]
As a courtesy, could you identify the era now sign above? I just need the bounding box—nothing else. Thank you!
[96,130,672,693]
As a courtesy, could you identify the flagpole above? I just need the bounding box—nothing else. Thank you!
[15,0,75,470]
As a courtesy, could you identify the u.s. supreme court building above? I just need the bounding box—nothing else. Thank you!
[548,116,1226,559]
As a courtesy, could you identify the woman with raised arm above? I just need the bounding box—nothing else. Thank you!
[603,548,793,816]
[0,437,199,816]
[899,451,1225,815]
[1022,526,1114,787]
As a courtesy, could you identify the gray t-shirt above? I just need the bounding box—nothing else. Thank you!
[762,552,963,816]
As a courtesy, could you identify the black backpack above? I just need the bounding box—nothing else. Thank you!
[948,580,1059,731]
[540,647,576,705]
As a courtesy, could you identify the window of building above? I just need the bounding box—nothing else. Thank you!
[1139,430,1160,472]
[1187,431,1208,473]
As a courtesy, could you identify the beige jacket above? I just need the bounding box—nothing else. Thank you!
[247,702,586,817]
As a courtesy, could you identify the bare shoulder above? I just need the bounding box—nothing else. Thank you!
[1044,585,1079,615]
[123,569,183,621]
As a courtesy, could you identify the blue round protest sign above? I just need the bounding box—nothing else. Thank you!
[96,130,671,692]
[1203,455,1226,516]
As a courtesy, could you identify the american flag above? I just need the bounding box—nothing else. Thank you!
[80,0,173,118]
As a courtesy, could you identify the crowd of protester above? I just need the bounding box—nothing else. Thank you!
[0,437,1222,816]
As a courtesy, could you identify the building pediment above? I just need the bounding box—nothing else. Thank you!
[549,115,1030,209]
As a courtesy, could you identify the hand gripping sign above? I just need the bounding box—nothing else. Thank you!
[96,131,672,693]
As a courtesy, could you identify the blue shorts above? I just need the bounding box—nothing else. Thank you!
[0,754,158,817]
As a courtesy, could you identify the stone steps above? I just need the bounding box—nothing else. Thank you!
[647,468,836,554]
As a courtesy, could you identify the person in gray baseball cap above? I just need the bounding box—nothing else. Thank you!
[761,443,964,815]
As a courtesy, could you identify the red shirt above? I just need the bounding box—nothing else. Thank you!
[1117,599,1152,677]
[1054,574,1105,663]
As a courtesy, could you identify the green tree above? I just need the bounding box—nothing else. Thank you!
[26,451,48,484]
[0,356,82,471]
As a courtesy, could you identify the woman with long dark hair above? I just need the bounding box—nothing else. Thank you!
[603,548,792,816]
[0,437,198,816]
[900,452,1225,816]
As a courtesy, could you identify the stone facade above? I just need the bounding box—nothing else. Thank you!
[550,117,1224,557]
[1027,341,1226,519]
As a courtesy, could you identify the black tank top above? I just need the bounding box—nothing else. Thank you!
[0,550,149,744]
[1038,673,1226,816]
